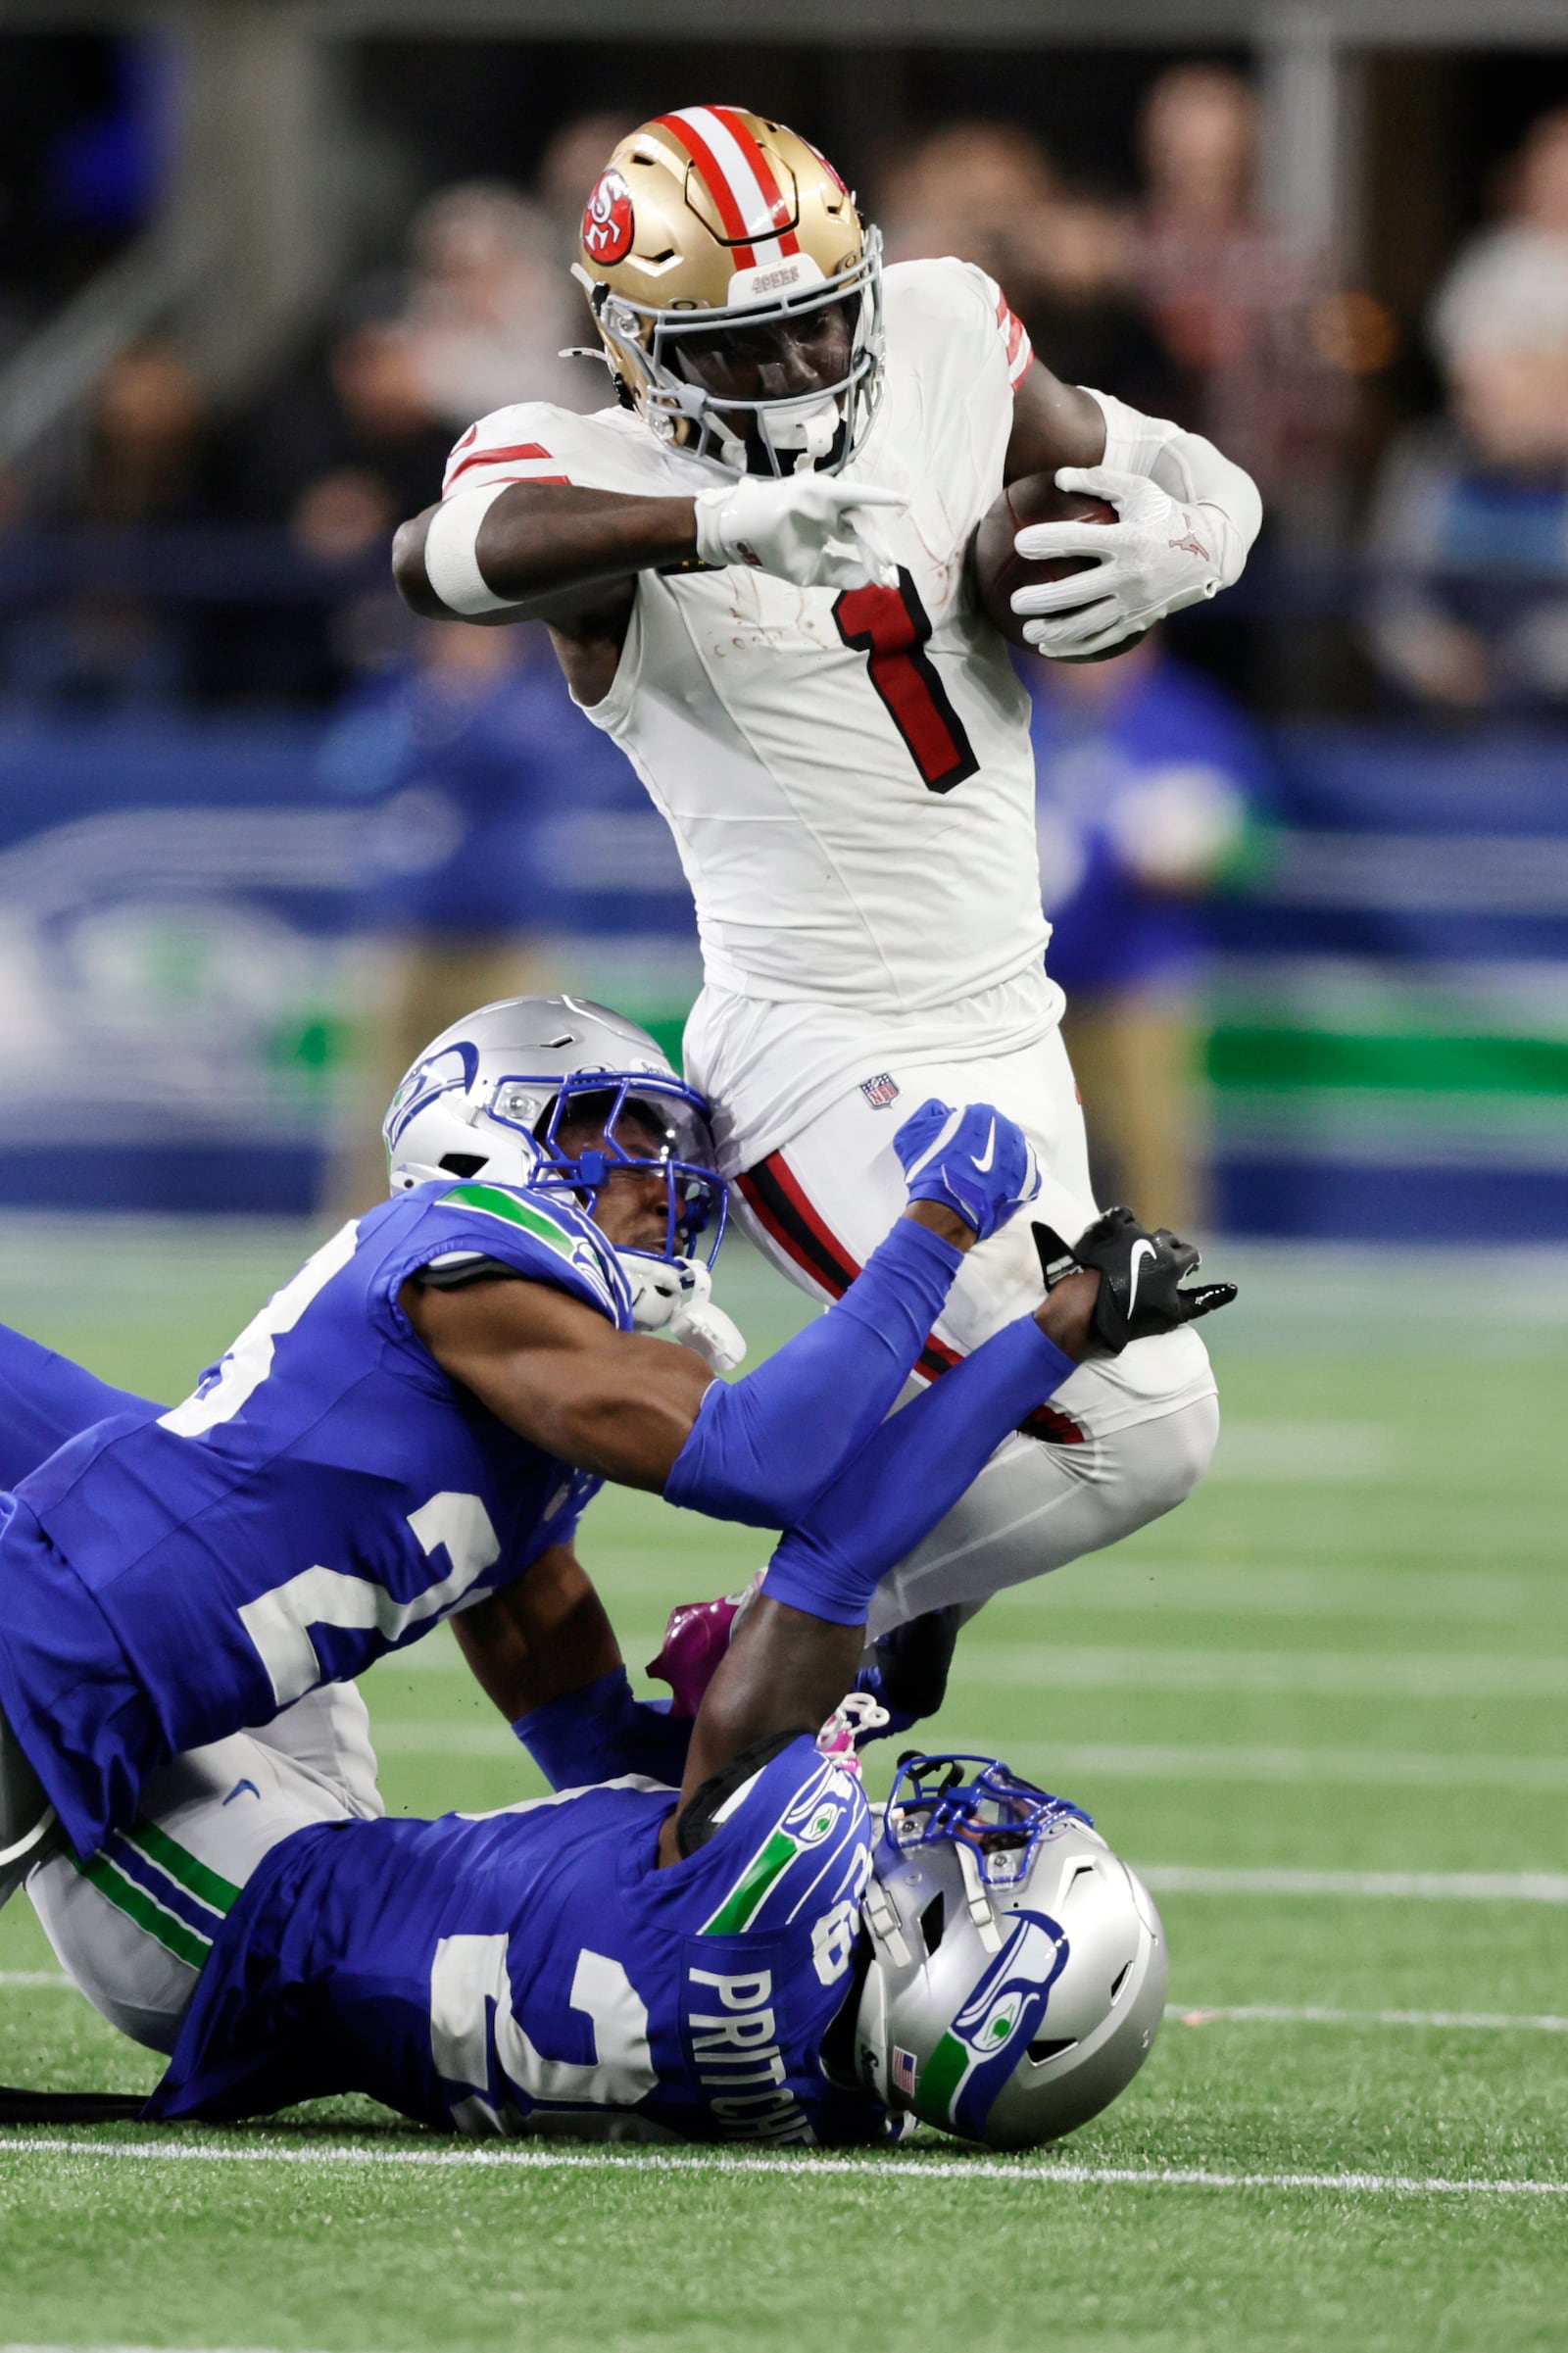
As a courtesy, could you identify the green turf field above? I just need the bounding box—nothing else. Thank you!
[1,1220,1565,2352]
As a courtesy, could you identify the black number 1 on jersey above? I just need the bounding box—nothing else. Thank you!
[832,568,980,794]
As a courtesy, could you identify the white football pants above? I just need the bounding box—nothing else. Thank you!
[732,1028,1219,1639]
[27,1684,376,2054]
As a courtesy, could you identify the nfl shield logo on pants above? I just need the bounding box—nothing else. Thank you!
[860,1073,901,1110]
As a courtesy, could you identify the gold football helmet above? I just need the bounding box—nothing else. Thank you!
[573,107,884,475]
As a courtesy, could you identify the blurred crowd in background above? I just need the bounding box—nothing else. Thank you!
[10,62,1568,719]
[1,40,1565,1236]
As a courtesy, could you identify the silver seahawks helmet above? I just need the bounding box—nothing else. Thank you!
[856,1756,1166,2149]
[382,995,728,1275]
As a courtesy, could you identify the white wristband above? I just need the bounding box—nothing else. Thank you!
[1080,386,1262,588]
[692,483,740,570]
[423,481,517,615]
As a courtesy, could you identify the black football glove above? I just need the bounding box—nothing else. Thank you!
[855,1604,962,1739]
[1033,1206,1237,1355]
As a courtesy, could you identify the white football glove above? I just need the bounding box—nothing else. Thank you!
[1010,465,1225,659]
[618,1252,748,1374]
[692,474,904,592]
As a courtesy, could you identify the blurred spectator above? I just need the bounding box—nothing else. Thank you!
[1369,107,1568,711]
[319,617,625,1214]
[1366,339,1568,711]
[401,180,590,426]
[1133,63,1354,510]
[1025,632,1263,1231]
[880,119,1060,285]
[1013,183,1184,419]
[239,317,451,560]
[201,316,449,705]
[77,340,212,525]
[1430,109,1568,375]
[0,337,217,709]
[538,111,639,246]
[878,124,1179,417]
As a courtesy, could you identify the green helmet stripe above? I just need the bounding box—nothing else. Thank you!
[913,2029,972,2130]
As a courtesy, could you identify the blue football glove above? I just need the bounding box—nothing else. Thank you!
[894,1099,1040,1241]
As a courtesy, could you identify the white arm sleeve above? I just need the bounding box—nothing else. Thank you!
[422,481,521,616]
[1081,387,1263,589]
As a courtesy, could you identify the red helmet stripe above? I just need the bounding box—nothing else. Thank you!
[656,108,800,270]
[655,110,756,266]
[710,108,801,256]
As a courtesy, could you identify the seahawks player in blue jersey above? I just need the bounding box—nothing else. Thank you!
[0,988,1233,2145]
[4,1146,1223,2146]
[0,992,1092,1895]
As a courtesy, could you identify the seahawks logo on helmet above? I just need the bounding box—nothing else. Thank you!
[384,1042,479,1152]
[914,1909,1069,2137]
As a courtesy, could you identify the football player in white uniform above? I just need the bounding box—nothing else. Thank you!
[391,108,1262,1635]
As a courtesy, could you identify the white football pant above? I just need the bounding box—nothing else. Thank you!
[732,1029,1220,1639]
[28,1684,376,2053]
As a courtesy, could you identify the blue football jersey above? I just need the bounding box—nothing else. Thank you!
[0,1180,631,1856]
[148,1737,891,2147]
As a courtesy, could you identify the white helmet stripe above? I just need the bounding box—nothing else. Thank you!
[664,106,796,270]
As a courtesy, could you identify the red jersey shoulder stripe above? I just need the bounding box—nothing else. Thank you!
[995,289,1035,388]
[444,441,569,492]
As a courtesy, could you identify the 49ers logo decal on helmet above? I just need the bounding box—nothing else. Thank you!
[583,168,635,265]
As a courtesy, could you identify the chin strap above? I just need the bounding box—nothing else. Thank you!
[618,1253,747,1371]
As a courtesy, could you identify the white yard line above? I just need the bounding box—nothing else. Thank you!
[381,1641,1568,1700]
[952,1644,1568,1699]
[0,2135,1563,2200]
[0,1971,74,1989]
[998,1741,1568,1793]
[1141,1865,1568,1901]
[367,1728,1568,1789]
[980,1565,1568,1621]
[1170,2004,1568,2032]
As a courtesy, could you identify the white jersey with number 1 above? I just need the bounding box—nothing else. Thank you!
[440,256,1060,1171]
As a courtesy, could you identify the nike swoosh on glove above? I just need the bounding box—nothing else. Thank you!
[692,473,904,591]
[894,1098,1041,1241]
[1033,1205,1237,1353]
[1010,465,1223,659]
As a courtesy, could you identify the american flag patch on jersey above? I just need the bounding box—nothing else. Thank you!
[860,1073,901,1109]
[892,2046,919,2097]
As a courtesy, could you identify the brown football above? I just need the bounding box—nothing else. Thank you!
[972,473,1143,662]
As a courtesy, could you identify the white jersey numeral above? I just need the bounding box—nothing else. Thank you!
[810,1898,861,1987]
[159,1221,360,1437]
[238,1490,501,1706]
[430,1935,658,2124]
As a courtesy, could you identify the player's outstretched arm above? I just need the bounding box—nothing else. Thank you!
[393,484,695,629]
[392,474,905,628]
[655,1268,1103,1866]
[405,1097,1040,1524]
[402,1199,965,1499]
